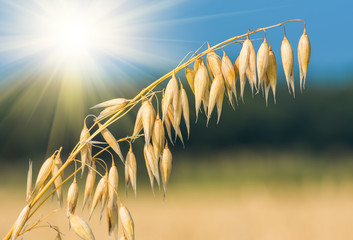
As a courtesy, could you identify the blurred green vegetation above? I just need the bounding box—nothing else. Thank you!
[0,77,353,164]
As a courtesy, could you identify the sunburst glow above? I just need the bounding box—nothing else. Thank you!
[0,0,186,152]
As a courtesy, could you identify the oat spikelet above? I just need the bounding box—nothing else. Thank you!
[163,108,173,144]
[166,105,184,146]
[160,143,172,198]
[238,39,250,102]
[142,99,156,145]
[185,66,195,94]
[206,44,222,80]
[180,84,190,139]
[264,74,271,106]
[194,61,209,121]
[95,105,122,122]
[152,115,165,160]
[194,58,202,72]
[108,164,119,203]
[107,199,119,239]
[132,99,148,139]
[267,46,277,104]
[162,72,178,122]
[207,74,225,126]
[298,26,311,91]
[69,214,95,240]
[144,147,155,193]
[247,38,257,95]
[221,51,237,108]
[119,202,135,240]
[98,123,124,162]
[89,173,108,220]
[67,178,79,218]
[52,153,63,207]
[93,98,130,121]
[257,37,270,92]
[281,34,295,97]
[125,146,137,197]
[173,89,182,142]
[10,205,30,240]
[83,161,96,210]
[216,78,225,124]
[34,154,55,192]
[80,121,92,175]
[144,143,160,187]
[91,98,130,109]
[26,160,32,203]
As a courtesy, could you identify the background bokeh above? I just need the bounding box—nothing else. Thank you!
[1,0,353,239]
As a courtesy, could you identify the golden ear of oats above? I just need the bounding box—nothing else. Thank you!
[221,51,237,108]
[194,61,209,122]
[107,199,119,238]
[194,58,202,72]
[298,27,311,92]
[173,90,183,142]
[239,39,250,102]
[80,122,92,175]
[52,151,63,206]
[180,86,190,139]
[132,100,148,139]
[163,108,173,144]
[207,74,224,126]
[246,39,257,96]
[162,73,178,122]
[256,38,270,93]
[142,99,156,145]
[263,74,271,106]
[52,164,63,207]
[281,35,295,97]
[34,155,55,193]
[83,161,96,210]
[167,105,184,146]
[91,98,129,109]
[202,81,210,115]
[119,203,135,240]
[216,77,225,124]
[152,115,165,160]
[26,160,32,203]
[96,105,121,122]
[185,66,195,94]
[98,123,124,162]
[108,165,119,203]
[125,147,137,197]
[10,205,30,240]
[206,45,222,80]
[267,47,278,104]
[89,173,106,220]
[69,214,95,240]
[144,143,160,187]
[67,178,79,218]
[144,146,155,193]
[160,143,172,198]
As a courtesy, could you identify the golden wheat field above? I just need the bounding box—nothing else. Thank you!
[2,185,353,240]
[2,152,353,240]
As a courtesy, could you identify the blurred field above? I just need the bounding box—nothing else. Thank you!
[2,151,353,239]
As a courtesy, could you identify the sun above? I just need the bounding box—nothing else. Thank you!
[0,0,184,151]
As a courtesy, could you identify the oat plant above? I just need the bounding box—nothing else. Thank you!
[3,19,311,240]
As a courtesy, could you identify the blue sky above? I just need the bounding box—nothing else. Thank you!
[0,0,352,86]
